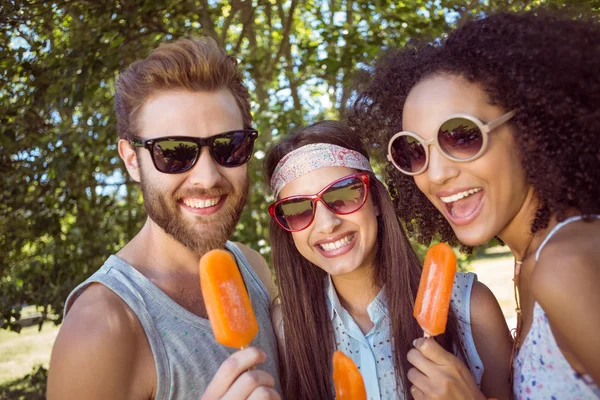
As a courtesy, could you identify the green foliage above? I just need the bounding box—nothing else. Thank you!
[0,365,47,400]
[1,0,594,334]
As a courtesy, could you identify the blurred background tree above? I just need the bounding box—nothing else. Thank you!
[2,0,597,396]
[1,0,595,335]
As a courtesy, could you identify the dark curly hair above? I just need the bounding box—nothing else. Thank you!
[348,9,600,249]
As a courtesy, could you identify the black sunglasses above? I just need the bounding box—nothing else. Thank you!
[129,129,258,174]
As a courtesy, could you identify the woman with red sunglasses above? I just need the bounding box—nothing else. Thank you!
[264,121,511,399]
[350,9,600,400]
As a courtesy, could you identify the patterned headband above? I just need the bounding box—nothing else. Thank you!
[270,143,373,197]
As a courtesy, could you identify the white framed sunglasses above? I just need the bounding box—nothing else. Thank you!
[387,110,516,175]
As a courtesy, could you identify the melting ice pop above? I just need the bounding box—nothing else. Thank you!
[332,350,367,400]
[199,249,258,348]
[413,243,457,337]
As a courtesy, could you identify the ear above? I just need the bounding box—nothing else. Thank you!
[118,139,141,182]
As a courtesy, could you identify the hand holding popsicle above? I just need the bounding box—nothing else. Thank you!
[413,243,457,337]
[200,347,280,400]
[199,250,279,399]
[408,243,489,400]
[407,338,486,400]
[332,350,367,400]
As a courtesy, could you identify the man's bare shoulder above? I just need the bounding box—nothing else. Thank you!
[47,283,154,400]
[233,242,277,300]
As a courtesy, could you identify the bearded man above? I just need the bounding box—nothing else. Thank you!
[47,37,280,400]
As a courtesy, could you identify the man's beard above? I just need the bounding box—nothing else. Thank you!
[139,168,249,256]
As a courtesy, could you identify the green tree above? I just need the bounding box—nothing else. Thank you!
[1,0,594,334]
[1,0,596,396]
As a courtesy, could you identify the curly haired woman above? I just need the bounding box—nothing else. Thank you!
[349,9,600,400]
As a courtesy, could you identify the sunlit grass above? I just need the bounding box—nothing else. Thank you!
[0,322,59,384]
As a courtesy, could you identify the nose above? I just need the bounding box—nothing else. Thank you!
[187,147,221,188]
[426,146,460,185]
[312,201,342,234]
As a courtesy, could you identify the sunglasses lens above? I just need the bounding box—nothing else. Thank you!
[390,135,427,173]
[438,118,483,160]
[323,176,367,214]
[153,140,199,173]
[274,198,315,231]
[212,131,255,167]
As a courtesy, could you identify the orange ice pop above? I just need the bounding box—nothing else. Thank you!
[199,249,259,348]
[413,243,457,337]
[332,350,367,400]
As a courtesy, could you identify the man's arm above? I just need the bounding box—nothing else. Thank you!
[234,242,277,300]
[47,283,155,400]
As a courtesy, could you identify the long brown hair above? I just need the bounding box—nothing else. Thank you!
[264,121,467,399]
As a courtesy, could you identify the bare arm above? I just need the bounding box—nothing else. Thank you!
[235,242,277,300]
[533,225,600,385]
[47,284,154,400]
[405,281,511,400]
[470,281,512,399]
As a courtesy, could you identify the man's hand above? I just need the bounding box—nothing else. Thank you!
[407,338,487,400]
[201,347,280,400]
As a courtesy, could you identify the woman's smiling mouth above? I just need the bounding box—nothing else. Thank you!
[438,188,484,224]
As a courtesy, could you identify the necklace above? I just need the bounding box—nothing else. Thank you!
[509,233,536,387]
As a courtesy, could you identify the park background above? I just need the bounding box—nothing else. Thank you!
[1,0,597,398]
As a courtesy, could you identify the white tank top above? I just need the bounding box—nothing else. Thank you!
[513,215,600,399]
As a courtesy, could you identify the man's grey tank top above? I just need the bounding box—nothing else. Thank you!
[64,241,281,399]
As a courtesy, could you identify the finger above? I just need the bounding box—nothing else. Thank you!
[413,337,454,366]
[247,386,280,400]
[407,366,430,394]
[410,385,425,400]
[407,347,438,377]
[202,347,267,399]
[221,370,275,400]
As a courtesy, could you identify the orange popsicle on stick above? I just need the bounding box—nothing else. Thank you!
[332,350,367,400]
[413,243,457,337]
[199,249,259,348]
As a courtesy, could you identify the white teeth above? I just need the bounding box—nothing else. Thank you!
[440,188,481,203]
[319,234,354,251]
[182,196,221,209]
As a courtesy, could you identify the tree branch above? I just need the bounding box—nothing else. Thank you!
[220,0,242,46]
[285,42,301,113]
[339,0,354,117]
[263,0,273,51]
[268,0,297,75]
[232,0,256,55]
[198,0,220,45]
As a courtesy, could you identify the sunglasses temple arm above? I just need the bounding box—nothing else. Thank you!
[485,110,517,132]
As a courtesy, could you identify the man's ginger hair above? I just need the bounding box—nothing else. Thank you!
[114,37,252,139]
